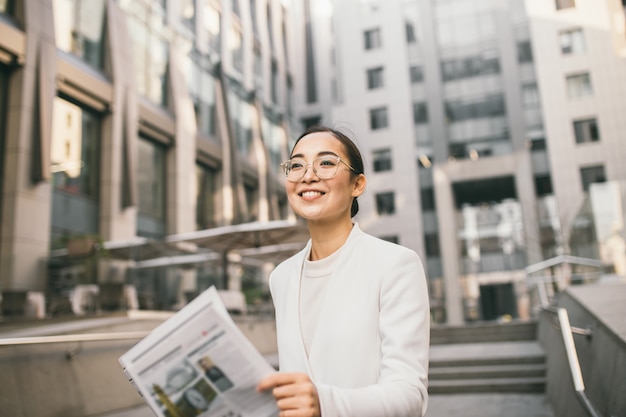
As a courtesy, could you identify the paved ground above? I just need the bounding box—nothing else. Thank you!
[426,393,555,417]
[96,393,556,417]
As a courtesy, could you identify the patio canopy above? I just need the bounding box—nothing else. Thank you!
[164,219,309,252]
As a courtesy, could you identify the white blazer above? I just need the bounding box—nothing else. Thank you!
[269,224,430,417]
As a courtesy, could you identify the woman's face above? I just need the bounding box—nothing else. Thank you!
[286,132,365,223]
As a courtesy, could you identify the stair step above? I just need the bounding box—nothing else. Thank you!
[428,377,546,394]
[430,354,545,368]
[429,363,546,380]
[430,321,538,345]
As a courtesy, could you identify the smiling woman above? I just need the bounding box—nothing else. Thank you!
[257,126,431,417]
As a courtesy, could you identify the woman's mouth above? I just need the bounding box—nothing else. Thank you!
[299,191,325,198]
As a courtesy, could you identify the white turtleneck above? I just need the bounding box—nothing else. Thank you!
[299,245,343,356]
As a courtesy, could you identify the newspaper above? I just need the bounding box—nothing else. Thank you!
[119,286,279,417]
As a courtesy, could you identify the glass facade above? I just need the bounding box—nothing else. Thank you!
[196,164,218,230]
[50,97,101,248]
[120,0,169,106]
[228,80,253,156]
[137,136,167,238]
[185,51,219,139]
[53,0,106,68]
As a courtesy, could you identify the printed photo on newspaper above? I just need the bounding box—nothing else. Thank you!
[119,286,279,417]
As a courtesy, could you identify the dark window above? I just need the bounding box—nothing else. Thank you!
[421,187,436,211]
[376,192,395,215]
[410,65,423,83]
[517,41,533,63]
[574,118,599,143]
[370,107,388,130]
[529,138,546,151]
[367,67,384,89]
[556,0,575,10]
[372,148,392,172]
[534,175,553,196]
[364,28,382,50]
[441,54,500,82]
[445,94,505,123]
[424,233,440,257]
[580,165,606,191]
[413,102,428,124]
[406,21,416,43]
[196,164,218,229]
[302,116,321,130]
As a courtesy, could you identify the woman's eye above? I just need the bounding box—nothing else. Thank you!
[291,162,304,169]
[319,159,337,167]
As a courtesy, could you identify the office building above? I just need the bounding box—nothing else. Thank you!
[0,0,298,311]
[298,0,626,323]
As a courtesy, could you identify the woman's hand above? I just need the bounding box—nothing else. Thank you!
[257,372,321,417]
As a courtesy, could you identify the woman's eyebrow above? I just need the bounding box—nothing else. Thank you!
[290,151,340,159]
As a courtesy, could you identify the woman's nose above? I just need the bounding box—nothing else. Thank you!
[301,163,319,181]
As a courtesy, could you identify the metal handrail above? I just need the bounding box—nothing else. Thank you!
[0,331,150,346]
[544,306,602,417]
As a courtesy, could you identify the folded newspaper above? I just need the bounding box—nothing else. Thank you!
[119,286,279,417]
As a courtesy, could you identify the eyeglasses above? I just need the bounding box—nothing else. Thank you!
[280,156,357,182]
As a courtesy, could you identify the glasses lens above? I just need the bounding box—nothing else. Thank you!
[313,157,339,179]
[285,159,305,181]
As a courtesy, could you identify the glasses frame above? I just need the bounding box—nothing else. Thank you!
[280,155,357,182]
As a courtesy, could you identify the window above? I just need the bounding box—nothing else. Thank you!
[566,73,592,98]
[122,0,169,106]
[580,165,606,192]
[534,175,553,197]
[53,0,106,69]
[410,65,423,83]
[560,28,585,54]
[187,51,218,138]
[137,136,167,238]
[424,233,440,257]
[372,148,392,172]
[231,26,244,73]
[180,0,195,30]
[517,41,533,63]
[202,2,221,52]
[521,84,540,108]
[302,116,321,130]
[50,97,101,199]
[555,0,575,10]
[364,28,382,50]
[420,188,435,211]
[376,192,395,215]
[369,107,389,130]
[196,164,218,229]
[244,182,259,221]
[529,138,546,151]
[574,118,599,144]
[406,21,416,43]
[445,94,506,123]
[413,102,428,124]
[367,67,384,90]
[441,53,500,82]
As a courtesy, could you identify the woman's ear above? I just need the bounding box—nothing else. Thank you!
[352,174,367,198]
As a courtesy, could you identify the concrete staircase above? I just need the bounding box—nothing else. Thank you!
[428,321,546,394]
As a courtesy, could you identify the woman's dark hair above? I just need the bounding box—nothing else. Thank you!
[291,125,365,218]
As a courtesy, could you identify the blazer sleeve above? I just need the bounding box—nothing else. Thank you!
[315,249,430,417]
